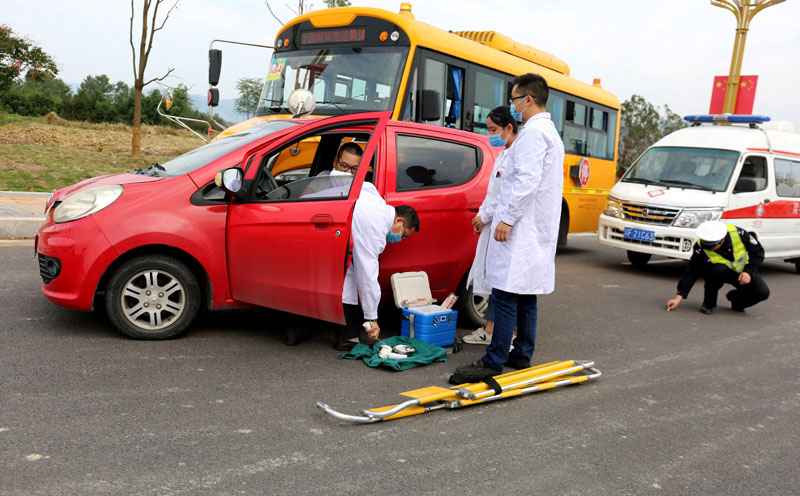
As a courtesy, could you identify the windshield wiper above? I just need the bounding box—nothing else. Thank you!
[623,177,663,186]
[130,162,165,177]
[659,179,702,188]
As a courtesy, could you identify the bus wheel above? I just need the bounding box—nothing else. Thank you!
[457,284,489,328]
[627,250,651,267]
[105,255,201,340]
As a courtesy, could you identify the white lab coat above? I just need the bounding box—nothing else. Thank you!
[342,182,395,320]
[486,112,565,295]
[466,148,508,295]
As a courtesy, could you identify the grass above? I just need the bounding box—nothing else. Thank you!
[0,113,202,192]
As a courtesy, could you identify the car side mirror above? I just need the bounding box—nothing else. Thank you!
[418,89,441,122]
[215,167,244,196]
[733,176,757,193]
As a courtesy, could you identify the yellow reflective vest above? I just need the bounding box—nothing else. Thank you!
[702,224,748,273]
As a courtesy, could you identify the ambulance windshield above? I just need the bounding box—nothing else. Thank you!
[622,147,740,192]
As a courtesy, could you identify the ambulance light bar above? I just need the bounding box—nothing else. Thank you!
[683,114,771,124]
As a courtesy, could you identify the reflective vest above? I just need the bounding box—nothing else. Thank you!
[702,224,748,273]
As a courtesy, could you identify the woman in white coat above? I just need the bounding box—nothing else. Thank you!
[463,106,519,345]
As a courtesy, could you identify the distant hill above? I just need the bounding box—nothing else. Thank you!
[188,94,249,125]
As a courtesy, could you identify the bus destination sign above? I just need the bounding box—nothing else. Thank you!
[300,27,366,45]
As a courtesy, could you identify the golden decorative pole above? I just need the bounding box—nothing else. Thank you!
[711,0,785,114]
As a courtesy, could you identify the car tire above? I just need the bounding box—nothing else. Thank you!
[105,255,200,340]
[627,250,652,267]
[794,260,800,274]
[457,284,489,328]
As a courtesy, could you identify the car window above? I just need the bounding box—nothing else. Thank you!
[395,134,479,191]
[775,158,800,197]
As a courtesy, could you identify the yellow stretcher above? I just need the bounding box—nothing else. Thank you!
[317,360,601,423]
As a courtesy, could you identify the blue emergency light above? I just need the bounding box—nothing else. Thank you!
[683,114,771,124]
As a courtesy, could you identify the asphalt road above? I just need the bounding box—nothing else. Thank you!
[1,235,798,495]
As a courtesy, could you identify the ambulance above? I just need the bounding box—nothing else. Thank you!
[598,114,800,273]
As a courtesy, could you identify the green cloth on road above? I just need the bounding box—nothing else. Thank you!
[337,336,447,370]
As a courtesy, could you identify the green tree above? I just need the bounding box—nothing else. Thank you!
[72,75,116,122]
[619,94,687,173]
[0,25,58,96]
[234,77,262,119]
[1,75,72,116]
[324,0,351,7]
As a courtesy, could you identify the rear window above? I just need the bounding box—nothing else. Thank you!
[395,134,479,191]
[158,121,299,176]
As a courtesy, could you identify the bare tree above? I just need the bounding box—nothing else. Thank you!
[129,0,179,157]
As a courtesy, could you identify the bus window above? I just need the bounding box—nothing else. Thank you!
[607,110,618,160]
[566,101,587,126]
[473,70,505,135]
[424,59,446,126]
[564,126,587,156]
[422,57,465,130]
[590,108,607,131]
[587,130,607,159]
[546,92,565,137]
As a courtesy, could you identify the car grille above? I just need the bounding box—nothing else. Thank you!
[620,201,681,226]
[38,253,61,284]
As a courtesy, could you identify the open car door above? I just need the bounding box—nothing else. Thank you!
[225,112,390,324]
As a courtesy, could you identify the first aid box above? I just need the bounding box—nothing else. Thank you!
[390,271,457,347]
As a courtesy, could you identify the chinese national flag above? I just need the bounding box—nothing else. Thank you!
[709,75,758,114]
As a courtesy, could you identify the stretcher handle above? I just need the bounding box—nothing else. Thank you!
[316,402,382,423]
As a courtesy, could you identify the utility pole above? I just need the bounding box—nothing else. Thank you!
[711,0,785,114]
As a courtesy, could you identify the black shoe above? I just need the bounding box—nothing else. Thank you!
[285,336,298,346]
[700,305,713,315]
[359,329,379,346]
[333,339,357,352]
[451,360,501,382]
[504,355,531,370]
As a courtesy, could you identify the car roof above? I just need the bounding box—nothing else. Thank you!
[654,124,800,155]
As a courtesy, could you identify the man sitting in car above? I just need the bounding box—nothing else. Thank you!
[301,143,362,197]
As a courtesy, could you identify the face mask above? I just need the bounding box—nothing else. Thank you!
[386,221,404,243]
[488,132,507,147]
[510,98,526,121]
[329,170,350,177]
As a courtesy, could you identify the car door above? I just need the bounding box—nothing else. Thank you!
[225,112,390,324]
[725,155,778,251]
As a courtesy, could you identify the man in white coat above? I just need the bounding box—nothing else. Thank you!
[334,183,420,351]
[453,73,565,382]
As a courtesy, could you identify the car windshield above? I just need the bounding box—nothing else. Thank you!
[138,121,299,177]
[257,46,408,116]
[622,147,740,192]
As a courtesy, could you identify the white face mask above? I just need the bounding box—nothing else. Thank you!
[329,170,351,177]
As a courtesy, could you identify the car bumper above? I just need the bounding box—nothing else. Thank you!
[36,214,118,311]
[597,214,695,260]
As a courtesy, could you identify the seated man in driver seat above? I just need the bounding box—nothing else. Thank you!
[301,143,362,196]
[671,160,697,182]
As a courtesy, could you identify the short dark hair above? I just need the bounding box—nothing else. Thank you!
[488,106,520,131]
[512,73,549,105]
[395,205,420,232]
[337,142,363,160]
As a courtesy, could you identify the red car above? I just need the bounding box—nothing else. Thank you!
[36,112,497,339]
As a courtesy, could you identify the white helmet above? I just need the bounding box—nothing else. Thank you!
[696,221,727,248]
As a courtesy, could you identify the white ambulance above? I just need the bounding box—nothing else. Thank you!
[598,114,800,273]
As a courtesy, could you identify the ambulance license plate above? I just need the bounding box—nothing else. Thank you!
[623,227,655,243]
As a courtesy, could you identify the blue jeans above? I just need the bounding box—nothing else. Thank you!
[483,294,496,322]
[481,288,537,371]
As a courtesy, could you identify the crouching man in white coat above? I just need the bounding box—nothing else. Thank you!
[334,183,420,351]
[453,73,565,382]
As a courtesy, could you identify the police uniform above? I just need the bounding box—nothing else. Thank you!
[676,222,770,312]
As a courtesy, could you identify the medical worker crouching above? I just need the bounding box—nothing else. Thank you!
[453,73,565,382]
[334,183,420,351]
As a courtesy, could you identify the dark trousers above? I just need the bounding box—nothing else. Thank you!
[336,303,364,341]
[482,288,537,371]
[703,264,770,310]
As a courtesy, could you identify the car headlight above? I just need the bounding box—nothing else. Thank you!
[604,198,621,218]
[53,185,123,223]
[672,208,722,228]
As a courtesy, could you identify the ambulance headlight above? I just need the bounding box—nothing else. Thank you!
[604,198,622,218]
[672,208,723,228]
[53,185,123,223]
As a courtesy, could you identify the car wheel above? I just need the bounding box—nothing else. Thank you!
[627,250,652,267]
[105,255,200,339]
[457,284,489,328]
[795,260,800,274]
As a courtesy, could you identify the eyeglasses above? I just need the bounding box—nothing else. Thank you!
[508,94,531,105]
[336,160,358,172]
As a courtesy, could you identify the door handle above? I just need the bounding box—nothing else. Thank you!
[762,199,771,204]
[311,214,334,231]
[469,201,481,212]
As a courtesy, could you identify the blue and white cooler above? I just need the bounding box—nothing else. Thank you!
[390,271,457,347]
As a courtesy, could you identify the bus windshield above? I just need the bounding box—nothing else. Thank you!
[257,46,409,116]
[622,147,740,192]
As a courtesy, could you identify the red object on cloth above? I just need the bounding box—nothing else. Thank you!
[709,75,758,114]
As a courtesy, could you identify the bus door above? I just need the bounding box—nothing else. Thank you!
[416,49,466,130]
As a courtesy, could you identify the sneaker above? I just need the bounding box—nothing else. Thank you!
[451,359,501,382]
[504,355,531,370]
[463,327,492,345]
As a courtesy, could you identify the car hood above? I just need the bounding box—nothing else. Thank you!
[610,181,728,208]
[51,173,163,203]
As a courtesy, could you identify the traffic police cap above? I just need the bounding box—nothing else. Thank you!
[696,221,727,249]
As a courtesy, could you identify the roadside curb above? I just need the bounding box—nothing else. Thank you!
[0,191,49,239]
[0,216,45,239]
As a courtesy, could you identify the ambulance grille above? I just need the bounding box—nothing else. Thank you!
[620,201,680,225]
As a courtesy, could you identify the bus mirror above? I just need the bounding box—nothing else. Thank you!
[208,88,219,107]
[419,90,441,122]
[209,49,222,86]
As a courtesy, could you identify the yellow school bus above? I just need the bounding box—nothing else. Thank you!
[220,3,620,240]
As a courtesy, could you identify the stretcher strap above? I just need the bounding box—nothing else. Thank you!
[483,376,502,395]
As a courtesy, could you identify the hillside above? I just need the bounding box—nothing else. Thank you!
[0,113,202,193]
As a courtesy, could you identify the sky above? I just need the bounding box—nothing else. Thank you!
[4,0,800,130]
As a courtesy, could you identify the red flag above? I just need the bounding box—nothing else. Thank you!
[734,75,758,115]
[709,76,727,114]
[709,75,758,115]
